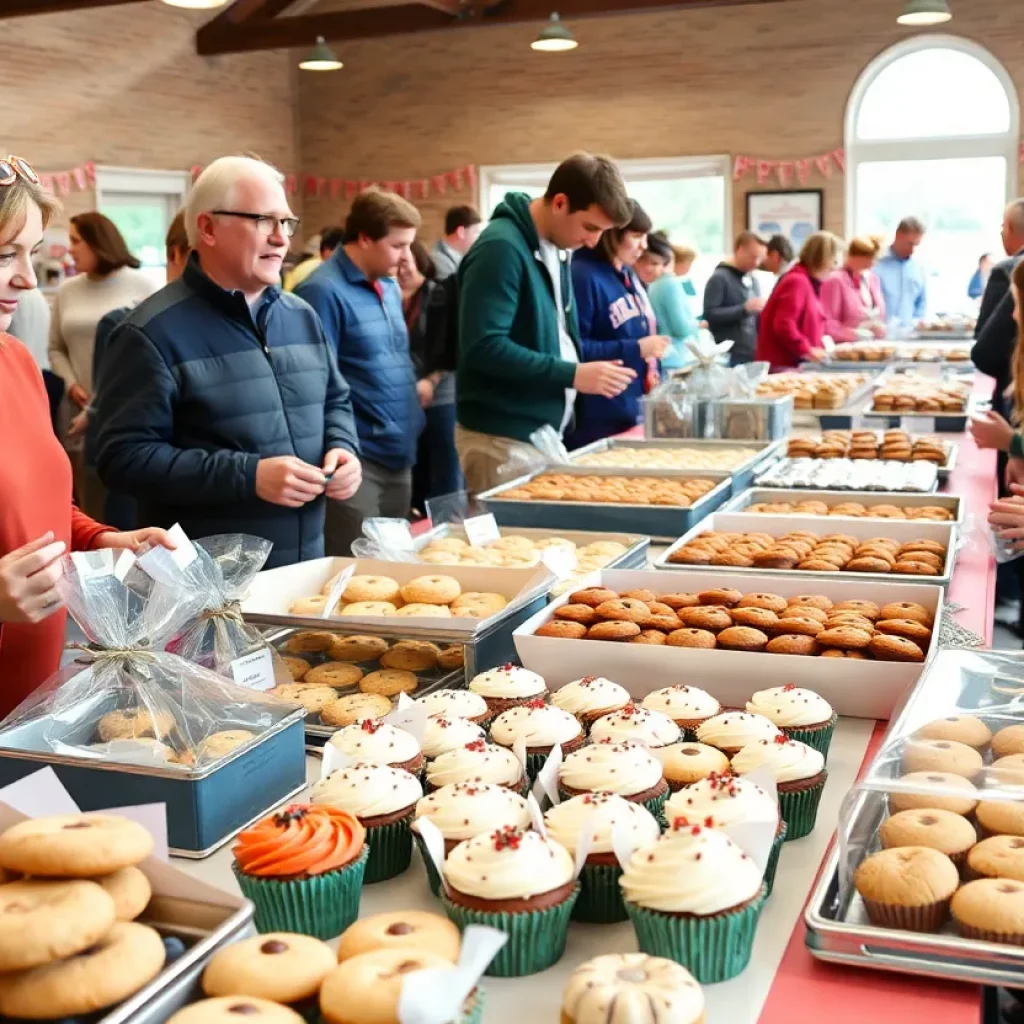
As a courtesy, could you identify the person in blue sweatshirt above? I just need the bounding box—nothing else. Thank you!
[565,200,670,448]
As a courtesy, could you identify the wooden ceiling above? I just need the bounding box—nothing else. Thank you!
[2,0,784,54]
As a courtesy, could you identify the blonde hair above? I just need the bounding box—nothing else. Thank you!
[800,232,843,277]
[848,235,881,260]
[670,244,697,265]
[185,155,286,248]
[1007,259,1024,424]
[0,172,61,245]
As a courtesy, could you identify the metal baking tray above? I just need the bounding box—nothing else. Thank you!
[477,466,734,542]
[776,371,885,418]
[655,511,957,587]
[567,438,785,493]
[643,394,795,442]
[753,457,940,493]
[723,487,965,525]
[780,434,958,479]
[861,392,980,432]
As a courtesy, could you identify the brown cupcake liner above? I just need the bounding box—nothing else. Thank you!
[862,896,951,932]
[481,694,547,717]
[957,922,1024,946]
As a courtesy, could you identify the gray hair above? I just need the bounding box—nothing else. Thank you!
[1005,199,1024,236]
[185,156,286,248]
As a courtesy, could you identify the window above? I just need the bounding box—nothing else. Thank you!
[95,167,190,288]
[846,36,1019,318]
[478,156,730,296]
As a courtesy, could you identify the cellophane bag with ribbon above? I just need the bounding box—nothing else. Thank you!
[0,549,297,772]
[685,334,733,400]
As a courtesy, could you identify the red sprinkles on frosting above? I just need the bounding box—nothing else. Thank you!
[773,734,790,745]
[783,684,797,692]
[464,740,487,752]
[525,698,547,710]
[491,825,524,851]
[580,675,597,686]
[360,719,383,734]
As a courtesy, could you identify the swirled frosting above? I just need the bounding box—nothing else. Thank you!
[425,741,524,789]
[445,827,574,899]
[731,736,825,783]
[412,781,530,841]
[746,686,834,728]
[544,792,660,856]
[421,714,486,759]
[590,705,682,748]
[559,739,664,797]
[641,686,721,722]
[550,677,631,717]
[418,688,489,721]
[310,763,422,818]
[490,701,583,749]
[327,720,421,766]
[695,712,781,750]
[468,665,547,699]
[664,771,778,829]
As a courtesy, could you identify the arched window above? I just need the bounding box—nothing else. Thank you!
[846,36,1019,319]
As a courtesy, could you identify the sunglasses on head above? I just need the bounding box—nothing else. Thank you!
[0,156,40,188]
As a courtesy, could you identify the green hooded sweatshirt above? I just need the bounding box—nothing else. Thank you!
[456,192,580,442]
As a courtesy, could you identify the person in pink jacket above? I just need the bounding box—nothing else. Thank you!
[820,236,887,342]
[756,232,843,371]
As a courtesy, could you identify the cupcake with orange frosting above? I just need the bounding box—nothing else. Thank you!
[232,804,368,939]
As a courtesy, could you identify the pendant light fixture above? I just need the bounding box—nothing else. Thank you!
[299,36,344,71]
[531,13,578,52]
[161,0,230,8]
[897,0,952,25]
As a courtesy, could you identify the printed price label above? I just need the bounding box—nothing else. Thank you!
[463,514,501,548]
[136,522,199,585]
[229,648,276,692]
[540,545,577,579]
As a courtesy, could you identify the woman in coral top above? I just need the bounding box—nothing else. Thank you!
[0,156,172,718]
[756,232,843,372]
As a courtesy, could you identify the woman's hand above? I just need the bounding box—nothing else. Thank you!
[638,335,671,360]
[0,533,67,624]
[92,528,177,553]
[970,411,1015,452]
[68,384,90,408]
[68,410,89,440]
[869,321,887,339]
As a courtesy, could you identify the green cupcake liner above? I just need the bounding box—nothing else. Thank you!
[232,846,367,939]
[779,777,826,841]
[461,986,486,1024]
[525,751,550,782]
[440,884,580,977]
[763,821,787,897]
[782,716,837,762]
[573,861,627,923]
[364,813,414,884]
[625,884,767,984]
[413,830,444,898]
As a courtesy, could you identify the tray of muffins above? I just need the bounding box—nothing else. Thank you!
[657,512,957,587]
[784,429,957,478]
[513,568,943,719]
[724,487,965,524]
[807,649,1024,985]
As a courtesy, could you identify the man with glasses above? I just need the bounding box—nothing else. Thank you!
[94,155,361,568]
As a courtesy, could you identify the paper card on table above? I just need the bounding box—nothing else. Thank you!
[385,699,427,745]
[533,743,562,806]
[415,816,449,894]
[136,522,198,584]
[320,743,355,780]
[612,817,640,872]
[229,648,276,691]
[462,513,501,548]
[572,811,596,879]
[540,545,577,580]
[0,767,80,816]
[526,792,547,837]
[722,818,776,875]
[104,802,170,862]
[321,564,355,619]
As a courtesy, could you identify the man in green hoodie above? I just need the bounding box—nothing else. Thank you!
[456,152,637,493]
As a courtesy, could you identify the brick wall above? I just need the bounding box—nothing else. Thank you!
[297,0,1024,245]
[2,3,297,225]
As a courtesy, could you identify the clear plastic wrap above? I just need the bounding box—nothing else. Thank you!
[726,361,769,399]
[1,550,298,772]
[352,518,421,562]
[684,335,732,401]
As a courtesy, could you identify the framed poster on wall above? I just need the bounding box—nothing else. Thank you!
[746,189,824,248]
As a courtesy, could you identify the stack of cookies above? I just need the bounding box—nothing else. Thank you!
[418,533,629,571]
[787,430,948,464]
[572,445,759,470]
[832,344,897,362]
[755,372,873,410]
[496,473,717,508]
[668,529,948,575]
[0,813,172,1019]
[872,376,970,413]
[535,587,933,661]
[745,497,955,521]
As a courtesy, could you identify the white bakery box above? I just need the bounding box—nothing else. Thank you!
[513,568,943,720]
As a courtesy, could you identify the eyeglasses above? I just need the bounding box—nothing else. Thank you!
[0,156,40,188]
[211,210,300,239]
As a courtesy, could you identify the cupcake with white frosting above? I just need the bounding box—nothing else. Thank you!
[327,720,423,775]
[695,711,781,757]
[310,762,423,883]
[421,714,486,760]
[746,685,837,759]
[550,676,631,728]
[657,742,731,792]
[419,688,491,725]
[489,699,585,778]
[468,664,547,716]
[732,735,827,840]
[545,792,660,923]
[590,705,682,750]
[559,738,668,819]
[425,739,526,794]
[440,827,579,977]
[642,685,722,737]
[619,820,767,984]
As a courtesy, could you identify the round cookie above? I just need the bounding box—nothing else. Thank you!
[305,663,365,688]
[394,603,453,618]
[817,626,872,650]
[197,730,255,761]
[698,588,743,607]
[879,601,932,626]
[831,599,880,620]
[774,616,824,637]
[679,606,733,632]
[288,596,328,617]
[729,607,779,630]
[666,628,717,649]
[0,921,165,1019]
[875,618,933,645]
[993,725,1024,759]
[766,634,820,656]
[168,997,304,1024]
[321,693,392,727]
[588,621,642,642]
[789,594,833,611]
[437,645,465,671]
[901,738,984,779]
[283,631,336,654]
[913,715,992,752]
[555,604,599,625]
[784,605,829,623]
[344,575,402,605]
[595,598,652,624]
[280,656,312,681]
[336,911,461,964]
[97,708,176,742]
[269,684,340,714]
[570,587,620,608]
[340,601,398,617]
[0,879,117,972]
[716,626,768,652]
[537,620,587,639]
[450,593,508,618]
[380,641,440,673]
[203,933,336,1004]
[633,630,669,645]
[890,772,978,816]
[94,865,151,921]
[736,592,788,614]
[658,593,701,610]
[360,669,419,697]
[869,635,925,662]
[0,814,154,877]
[328,635,390,663]
[400,575,462,606]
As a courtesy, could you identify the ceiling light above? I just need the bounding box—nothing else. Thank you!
[299,36,344,71]
[531,13,578,52]
[897,0,952,25]
[160,0,230,8]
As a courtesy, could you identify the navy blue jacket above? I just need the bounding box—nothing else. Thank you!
[570,246,652,432]
[94,255,359,568]
[296,248,423,471]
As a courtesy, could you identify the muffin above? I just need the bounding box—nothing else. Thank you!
[992,725,1024,759]
[913,715,993,753]
[468,664,547,716]
[952,878,1024,944]
[745,685,837,759]
[641,685,722,738]
[326,720,423,775]
[336,910,461,963]
[966,835,1024,883]
[419,688,491,725]
[425,739,526,794]
[731,736,827,840]
[695,712,781,757]
[544,792,660,923]
[440,827,579,977]
[976,798,1024,838]
[309,763,423,883]
[619,821,767,983]
[561,954,704,1024]
[231,805,368,938]
[412,782,531,895]
[559,738,669,818]
[489,699,585,778]
[658,742,731,792]
[853,846,960,931]
[550,676,632,727]
[879,807,977,867]
[421,714,486,760]
[889,772,978,816]
[590,704,683,750]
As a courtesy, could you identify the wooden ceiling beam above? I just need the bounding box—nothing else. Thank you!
[0,0,148,18]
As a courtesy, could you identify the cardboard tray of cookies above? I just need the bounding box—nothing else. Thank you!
[513,568,943,719]
[806,650,1024,986]
[723,487,965,525]
[655,512,957,587]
